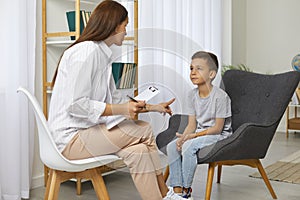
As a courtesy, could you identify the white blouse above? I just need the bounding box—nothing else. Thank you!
[48,41,125,152]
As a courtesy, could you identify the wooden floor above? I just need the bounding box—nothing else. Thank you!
[29,132,300,200]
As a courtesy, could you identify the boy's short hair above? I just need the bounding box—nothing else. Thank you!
[191,51,219,72]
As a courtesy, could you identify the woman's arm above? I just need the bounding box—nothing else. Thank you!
[139,98,175,115]
[103,101,146,119]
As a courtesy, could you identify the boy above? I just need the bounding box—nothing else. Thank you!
[166,51,232,199]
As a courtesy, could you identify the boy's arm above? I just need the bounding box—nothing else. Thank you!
[182,115,197,135]
[193,118,225,138]
[176,115,197,149]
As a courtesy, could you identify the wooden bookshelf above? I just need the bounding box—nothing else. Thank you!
[42,0,138,187]
[286,104,300,138]
[286,89,300,138]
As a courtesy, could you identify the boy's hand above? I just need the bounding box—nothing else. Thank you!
[175,132,195,151]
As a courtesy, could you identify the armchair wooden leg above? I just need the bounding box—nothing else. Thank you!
[205,162,216,200]
[163,165,170,182]
[76,178,82,195]
[286,106,289,138]
[217,164,222,183]
[255,160,277,199]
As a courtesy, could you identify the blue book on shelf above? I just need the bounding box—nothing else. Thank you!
[66,10,85,40]
[112,63,124,88]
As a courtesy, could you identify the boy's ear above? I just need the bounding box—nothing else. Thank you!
[209,70,217,79]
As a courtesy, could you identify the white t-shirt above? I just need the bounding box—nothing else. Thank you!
[48,41,126,152]
[185,86,232,139]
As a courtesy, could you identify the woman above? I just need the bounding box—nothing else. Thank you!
[48,1,184,200]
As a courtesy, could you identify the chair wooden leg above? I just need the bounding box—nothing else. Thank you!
[217,164,222,183]
[89,168,110,200]
[163,165,170,182]
[45,169,75,200]
[255,160,277,199]
[47,170,61,200]
[44,165,49,186]
[76,178,82,195]
[45,167,111,200]
[205,162,216,200]
[44,169,53,200]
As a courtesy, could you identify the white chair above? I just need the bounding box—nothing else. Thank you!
[17,87,121,200]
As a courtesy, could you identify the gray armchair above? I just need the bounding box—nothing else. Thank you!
[156,70,300,200]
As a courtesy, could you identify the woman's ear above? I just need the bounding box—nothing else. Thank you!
[114,24,122,34]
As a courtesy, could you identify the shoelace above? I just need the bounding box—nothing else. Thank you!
[182,188,192,198]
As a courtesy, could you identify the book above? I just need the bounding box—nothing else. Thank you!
[130,63,137,88]
[105,85,160,130]
[112,63,137,89]
[85,11,90,24]
[124,63,132,88]
[119,63,128,89]
[66,10,85,40]
[296,88,300,103]
[81,10,87,27]
[112,63,124,88]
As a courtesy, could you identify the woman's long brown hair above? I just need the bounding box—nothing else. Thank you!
[51,0,128,86]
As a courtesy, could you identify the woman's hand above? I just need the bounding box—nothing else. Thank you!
[149,98,175,115]
[126,100,146,119]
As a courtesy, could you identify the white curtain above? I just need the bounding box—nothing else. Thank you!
[138,0,223,134]
[0,0,36,199]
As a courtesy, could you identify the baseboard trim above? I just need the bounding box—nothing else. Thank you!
[31,174,44,189]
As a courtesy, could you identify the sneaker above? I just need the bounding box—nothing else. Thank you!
[163,187,186,200]
[181,187,192,199]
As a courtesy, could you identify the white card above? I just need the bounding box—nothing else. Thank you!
[106,85,160,130]
[134,86,160,101]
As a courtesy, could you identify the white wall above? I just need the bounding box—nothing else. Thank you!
[246,0,300,74]
[232,0,246,65]
[232,0,300,132]
[221,0,232,65]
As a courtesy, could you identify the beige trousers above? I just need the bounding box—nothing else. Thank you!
[62,120,163,200]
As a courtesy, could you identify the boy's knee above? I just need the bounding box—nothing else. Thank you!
[167,140,177,155]
[181,140,194,155]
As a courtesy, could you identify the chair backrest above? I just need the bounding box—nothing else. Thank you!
[156,71,300,159]
[156,114,188,153]
[223,70,300,132]
[17,87,72,170]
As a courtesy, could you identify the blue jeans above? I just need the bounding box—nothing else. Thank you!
[166,135,221,188]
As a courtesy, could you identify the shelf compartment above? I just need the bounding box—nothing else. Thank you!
[288,117,300,130]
